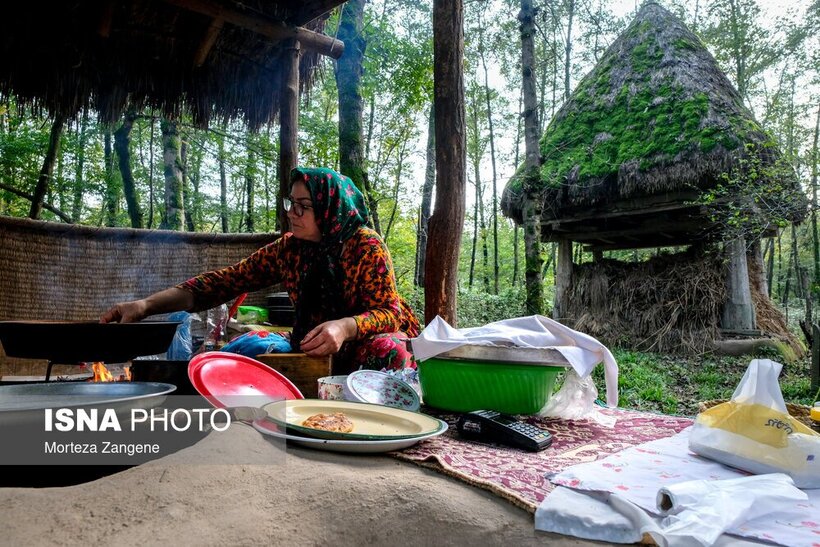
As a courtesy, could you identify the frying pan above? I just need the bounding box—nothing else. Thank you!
[0,320,179,363]
[0,381,176,427]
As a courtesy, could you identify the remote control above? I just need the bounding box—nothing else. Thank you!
[456,410,553,452]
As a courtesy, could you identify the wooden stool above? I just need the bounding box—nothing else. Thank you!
[255,353,332,398]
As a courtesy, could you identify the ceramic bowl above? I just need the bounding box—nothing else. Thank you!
[344,370,420,412]
[317,375,348,400]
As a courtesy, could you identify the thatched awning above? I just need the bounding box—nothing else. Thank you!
[502,1,806,250]
[0,0,346,129]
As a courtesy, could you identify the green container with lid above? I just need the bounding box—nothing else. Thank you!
[416,345,568,415]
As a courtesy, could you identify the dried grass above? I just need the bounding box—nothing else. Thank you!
[567,247,803,357]
[568,250,726,354]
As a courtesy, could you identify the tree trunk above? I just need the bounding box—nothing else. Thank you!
[478,9,500,295]
[469,177,478,289]
[245,138,255,233]
[182,138,196,232]
[278,39,300,234]
[520,0,543,315]
[425,0,466,326]
[71,108,88,222]
[218,132,229,233]
[148,111,156,228]
[29,112,66,220]
[811,104,820,289]
[564,0,575,101]
[512,226,520,285]
[554,239,572,321]
[334,0,375,221]
[190,144,203,231]
[103,128,118,226]
[383,142,407,242]
[160,118,184,231]
[113,109,144,228]
[415,104,436,287]
[748,239,766,296]
[766,237,775,297]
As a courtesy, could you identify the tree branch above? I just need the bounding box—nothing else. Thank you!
[0,182,73,223]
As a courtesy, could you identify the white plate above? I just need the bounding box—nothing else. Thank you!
[262,399,443,440]
[252,418,448,453]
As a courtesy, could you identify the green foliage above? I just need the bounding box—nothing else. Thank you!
[696,141,805,241]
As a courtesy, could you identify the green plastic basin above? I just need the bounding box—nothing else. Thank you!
[417,357,564,415]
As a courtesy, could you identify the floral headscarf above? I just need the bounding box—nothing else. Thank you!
[289,167,370,348]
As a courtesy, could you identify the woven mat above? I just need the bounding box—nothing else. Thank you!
[391,408,694,513]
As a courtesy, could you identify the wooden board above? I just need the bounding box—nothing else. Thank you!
[255,353,332,398]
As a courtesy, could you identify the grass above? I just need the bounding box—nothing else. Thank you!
[588,348,818,417]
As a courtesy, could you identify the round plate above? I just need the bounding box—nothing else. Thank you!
[188,351,303,408]
[262,399,445,441]
[252,418,447,453]
[344,370,420,412]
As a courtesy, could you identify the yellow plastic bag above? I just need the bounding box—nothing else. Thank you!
[688,359,820,488]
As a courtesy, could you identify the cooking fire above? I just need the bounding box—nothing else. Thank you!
[88,362,131,382]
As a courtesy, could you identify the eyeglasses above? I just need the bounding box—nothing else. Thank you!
[283,196,314,217]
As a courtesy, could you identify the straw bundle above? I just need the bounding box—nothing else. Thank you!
[568,250,726,354]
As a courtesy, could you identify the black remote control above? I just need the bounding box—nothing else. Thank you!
[456,410,553,452]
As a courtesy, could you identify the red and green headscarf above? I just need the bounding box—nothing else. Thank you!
[289,167,370,348]
[290,167,369,243]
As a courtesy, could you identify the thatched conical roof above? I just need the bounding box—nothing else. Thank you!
[502,1,806,249]
[0,1,346,130]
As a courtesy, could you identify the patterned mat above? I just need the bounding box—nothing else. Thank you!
[392,408,693,513]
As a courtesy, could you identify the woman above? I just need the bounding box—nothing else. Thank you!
[101,167,420,373]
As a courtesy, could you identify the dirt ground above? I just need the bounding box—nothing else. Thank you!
[0,422,609,546]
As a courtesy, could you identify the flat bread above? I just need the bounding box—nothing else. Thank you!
[301,412,354,433]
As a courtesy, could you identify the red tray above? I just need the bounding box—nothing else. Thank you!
[188,352,303,408]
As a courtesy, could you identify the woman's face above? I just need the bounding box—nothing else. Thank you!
[287,181,322,242]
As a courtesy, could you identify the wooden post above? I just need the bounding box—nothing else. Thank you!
[424,0,466,326]
[721,237,756,330]
[278,39,300,235]
[812,323,819,394]
[554,239,573,322]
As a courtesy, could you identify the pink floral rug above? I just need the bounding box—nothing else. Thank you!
[392,408,693,513]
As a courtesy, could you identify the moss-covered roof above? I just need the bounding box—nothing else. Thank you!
[501,1,805,244]
[0,1,345,130]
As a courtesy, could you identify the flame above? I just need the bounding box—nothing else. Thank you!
[90,362,115,382]
[123,365,131,382]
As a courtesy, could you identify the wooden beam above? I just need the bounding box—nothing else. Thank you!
[541,199,706,228]
[193,16,224,67]
[582,237,702,252]
[162,0,345,59]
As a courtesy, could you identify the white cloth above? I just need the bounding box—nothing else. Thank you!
[411,315,619,407]
[537,429,820,546]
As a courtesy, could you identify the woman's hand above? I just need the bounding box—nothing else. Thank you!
[300,318,358,356]
[100,299,149,324]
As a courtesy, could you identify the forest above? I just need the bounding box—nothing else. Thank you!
[1,0,819,372]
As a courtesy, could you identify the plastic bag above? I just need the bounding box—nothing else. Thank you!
[688,359,820,488]
[166,311,193,360]
[539,370,616,427]
[653,473,807,547]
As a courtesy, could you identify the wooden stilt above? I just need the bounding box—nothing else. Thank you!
[721,237,756,330]
[554,239,573,322]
